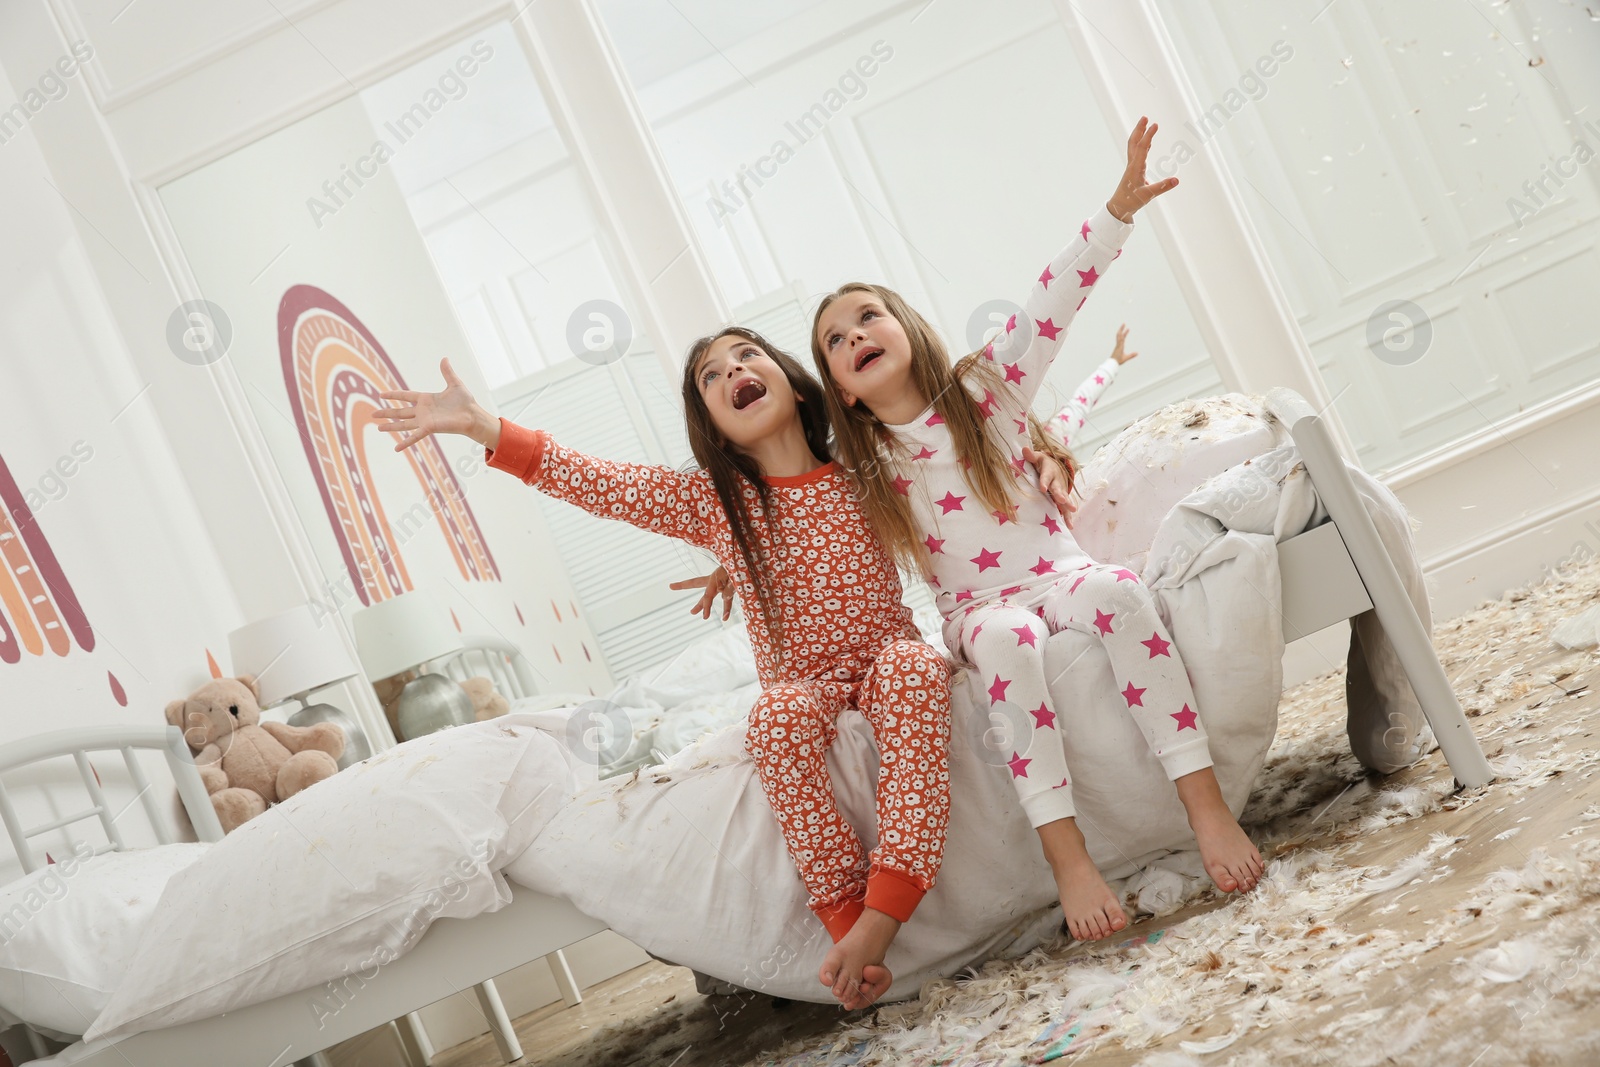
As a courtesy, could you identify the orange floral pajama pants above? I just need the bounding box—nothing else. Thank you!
[742,639,952,941]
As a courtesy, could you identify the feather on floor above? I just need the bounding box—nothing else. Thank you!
[435,553,1600,1067]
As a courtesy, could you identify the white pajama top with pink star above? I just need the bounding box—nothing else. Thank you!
[881,203,1215,827]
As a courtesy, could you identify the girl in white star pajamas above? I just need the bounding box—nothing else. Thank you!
[811,118,1263,941]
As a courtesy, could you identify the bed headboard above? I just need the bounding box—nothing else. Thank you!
[0,724,223,875]
[437,634,540,701]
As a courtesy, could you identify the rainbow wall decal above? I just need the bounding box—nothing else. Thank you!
[278,285,500,607]
[0,451,94,664]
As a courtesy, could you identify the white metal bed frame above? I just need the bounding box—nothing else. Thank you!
[13,389,1490,1067]
[3,716,606,1066]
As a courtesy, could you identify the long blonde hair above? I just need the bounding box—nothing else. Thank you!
[810,282,1077,573]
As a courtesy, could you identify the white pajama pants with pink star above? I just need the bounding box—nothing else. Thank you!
[952,562,1216,828]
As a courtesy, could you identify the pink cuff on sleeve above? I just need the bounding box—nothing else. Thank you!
[483,419,549,483]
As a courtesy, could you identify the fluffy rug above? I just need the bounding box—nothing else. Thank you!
[449,553,1600,1067]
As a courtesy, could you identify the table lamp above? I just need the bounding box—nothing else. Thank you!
[227,604,371,769]
[351,589,473,740]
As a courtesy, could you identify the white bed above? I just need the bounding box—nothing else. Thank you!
[10,388,1490,1066]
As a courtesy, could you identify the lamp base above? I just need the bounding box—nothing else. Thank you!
[395,673,476,740]
[286,702,372,770]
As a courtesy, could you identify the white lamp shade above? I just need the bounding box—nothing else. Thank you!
[351,589,464,681]
[228,605,360,708]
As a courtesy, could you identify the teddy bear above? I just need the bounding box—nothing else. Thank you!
[459,675,510,722]
[166,675,345,833]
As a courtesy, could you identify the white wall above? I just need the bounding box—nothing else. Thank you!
[0,67,241,879]
[156,82,610,695]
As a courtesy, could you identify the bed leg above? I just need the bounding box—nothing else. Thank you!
[293,1053,334,1067]
[473,979,524,1062]
[1280,397,1494,788]
[400,1011,435,1066]
[547,949,583,1007]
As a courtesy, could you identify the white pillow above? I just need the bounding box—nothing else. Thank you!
[0,842,210,1037]
[84,713,584,1043]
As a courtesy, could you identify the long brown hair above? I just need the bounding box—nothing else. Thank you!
[811,282,1076,573]
[680,326,831,651]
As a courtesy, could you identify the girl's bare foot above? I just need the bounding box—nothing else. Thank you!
[819,908,899,1010]
[1176,769,1264,893]
[1036,817,1128,941]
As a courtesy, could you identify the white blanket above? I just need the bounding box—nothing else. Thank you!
[505,393,1433,1002]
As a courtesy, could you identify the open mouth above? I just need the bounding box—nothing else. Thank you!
[854,346,884,372]
[731,377,768,410]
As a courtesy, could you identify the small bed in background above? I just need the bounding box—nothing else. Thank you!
[2,389,1491,1065]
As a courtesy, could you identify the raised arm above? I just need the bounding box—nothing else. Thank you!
[376,358,720,550]
[1045,325,1134,449]
[984,118,1174,406]
[485,420,721,549]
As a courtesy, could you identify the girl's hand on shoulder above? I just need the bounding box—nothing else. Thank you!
[1111,324,1138,365]
[375,358,492,452]
[1023,445,1077,528]
[1106,117,1179,223]
[670,567,734,621]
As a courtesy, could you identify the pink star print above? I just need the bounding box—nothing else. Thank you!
[1080,219,1091,240]
[1053,777,1070,790]
[977,390,999,418]
[1001,585,1023,597]
[1007,751,1031,778]
[1074,394,1088,405]
[1030,557,1055,576]
[991,509,1013,525]
[988,674,1011,703]
[982,342,995,362]
[1094,374,1105,385]
[1122,682,1146,708]
[1141,632,1172,658]
[924,535,945,555]
[1013,417,1028,435]
[1172,704,1198,731]
[1041,514,1062,535]
[912,446,937,461]
[926,411,945,427]
[971,623,984,641]
[1030,703,1056,729]
[1076,296,1088,311]
[936,491,965,514]
[1036,318,1061,341]
[1093,608,1116,635]
[892,475,913,495]
[1010,455,1028,476]
[971,547,1002,572]
[1003,362,1025,385]
[955,590,974,603]
[1113,568,1139,583]
[1005,314,1018,333]
[1040,265,1054,289]
[1012,626,1038,648]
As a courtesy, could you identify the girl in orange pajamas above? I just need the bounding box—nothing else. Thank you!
[375,329,951,1010]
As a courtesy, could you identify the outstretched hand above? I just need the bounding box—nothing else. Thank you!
[1110,324,1138,366]
[670,568,734,621]
[1106,117,1179,223]
[375,358,488,452]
